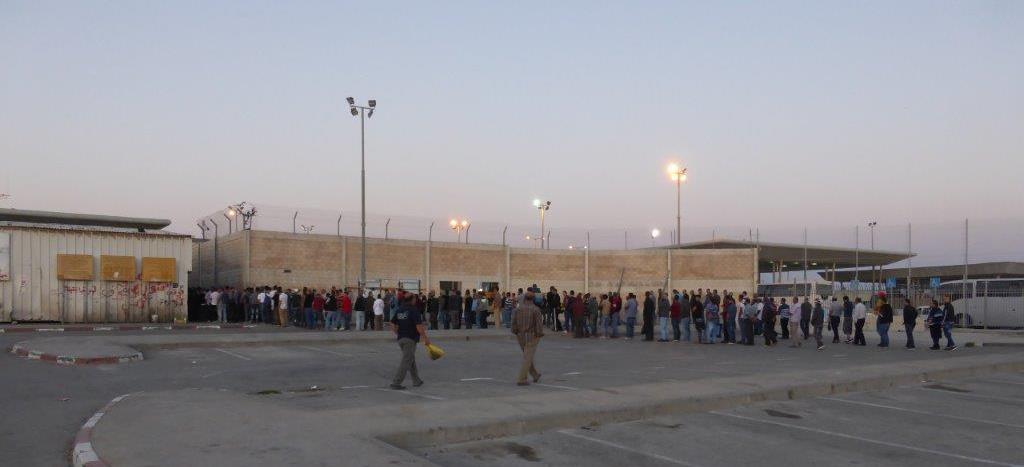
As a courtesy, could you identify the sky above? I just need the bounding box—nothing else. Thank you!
[2,1,1022,263]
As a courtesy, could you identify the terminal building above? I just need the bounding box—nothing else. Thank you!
[0,209,191,323]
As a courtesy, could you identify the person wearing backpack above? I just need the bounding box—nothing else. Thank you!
[902,298,918,349]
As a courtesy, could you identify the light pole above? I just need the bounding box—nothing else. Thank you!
[868,221,877,295]
[667,163,688,245]
[348,97,376,290]
[533,199,551,249]
[651,228,660,247]
[450,218,469,243]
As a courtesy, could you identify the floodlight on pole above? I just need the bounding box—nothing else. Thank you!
[450,218,469,243]
[347,97,377,290]
[651,228,660,247]
[533,198,551,249]
[666,163,688,245]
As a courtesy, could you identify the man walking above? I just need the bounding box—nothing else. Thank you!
[842,296,854,343]
[390,295,430,390]
[828,297,843,343]
[512,289,544,386]
[778,298,791,340]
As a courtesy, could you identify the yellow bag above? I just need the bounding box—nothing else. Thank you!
[425,343,445,360]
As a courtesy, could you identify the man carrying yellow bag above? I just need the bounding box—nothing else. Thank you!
[512,289,545,386]
[389,295,431,390]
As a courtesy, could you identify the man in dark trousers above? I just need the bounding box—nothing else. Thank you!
[902,298,917,349]
[942,296,957,351]
[390,295,431,390]
[799,297,812,340]
[546,287,561,331]
[512,289,545,386]
[641,291,656,341]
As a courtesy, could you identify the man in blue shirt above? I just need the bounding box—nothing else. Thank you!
[390,295,431,390]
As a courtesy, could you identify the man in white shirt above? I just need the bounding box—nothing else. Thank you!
[277,289,289,327]
[852,297,867,346]
[210,289,225,323]
[373,294,385,331]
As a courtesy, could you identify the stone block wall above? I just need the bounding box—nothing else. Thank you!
[192,231,757,295]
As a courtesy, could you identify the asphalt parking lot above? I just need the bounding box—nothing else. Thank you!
[418,372,1024,467]
[1,329,1021,466]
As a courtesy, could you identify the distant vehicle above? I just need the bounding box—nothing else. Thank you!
[936,279,1024,329]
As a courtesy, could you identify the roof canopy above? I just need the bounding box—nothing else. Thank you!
[0,208,171,232]
[669,238,913,273]
[831,262,1024,283]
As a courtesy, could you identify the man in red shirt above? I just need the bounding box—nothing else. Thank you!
[340,290,353,331]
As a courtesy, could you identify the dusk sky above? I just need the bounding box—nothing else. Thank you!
[2,1,1022,262]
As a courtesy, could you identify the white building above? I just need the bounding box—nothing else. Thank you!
[0,209,191,323]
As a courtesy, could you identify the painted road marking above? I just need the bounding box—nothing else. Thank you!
[299,345,352,357]
[213,348,252,361]
[712,411,1022,467]
[822,396,1024,430]
[917,387,1024,404]
[557,430,702,466]
[340,385,371,390]
[563,371,582,376]
[376,388,445,400]
[460,377,495,382]
[535,383,580,391]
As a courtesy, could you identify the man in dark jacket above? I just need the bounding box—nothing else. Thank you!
[926,300,944,350]
[512,290,545,386]
[902,298,917,349]
[811,299,825,350]
[942,296,957,350]
[641,292,655,341]
[546,287,561,331]
[876,296,893,348]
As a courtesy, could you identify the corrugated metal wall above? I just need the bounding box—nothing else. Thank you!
[0,227,191,323]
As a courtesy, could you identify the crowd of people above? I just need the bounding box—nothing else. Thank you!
[190,285,959,351]
[190,284,961,390]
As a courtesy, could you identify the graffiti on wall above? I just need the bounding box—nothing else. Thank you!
[59,281,185,322]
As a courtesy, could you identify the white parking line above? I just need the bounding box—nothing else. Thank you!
[822,396,1024,430]
[712,411,1022,467]
[557,430,701,466]
[299,345,352,357]
[535,383,580,391]
[340,385,371,390]
[917,387,1024,404]
[563,371,582,376]
[213,348,252,361]
[460,377,495,382]
[976,378,1024,387]
[376,388,445,400]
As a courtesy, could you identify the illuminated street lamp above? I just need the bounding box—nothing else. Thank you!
[533,198,551,249]
[450,218,469,243]
[651,228,661,247]
[666,163,688,244]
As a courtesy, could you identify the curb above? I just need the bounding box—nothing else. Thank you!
[0,324,259,333]
[72,393,136,467]
[380,355,1024,449]
[9,344,143,365]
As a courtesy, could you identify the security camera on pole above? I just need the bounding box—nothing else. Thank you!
[347,97,376,290]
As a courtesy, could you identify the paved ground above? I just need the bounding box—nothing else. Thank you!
[2,326,1022,466]
[418,372,1024,466]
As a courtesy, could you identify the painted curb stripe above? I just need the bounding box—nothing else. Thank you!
[72,393,137,467]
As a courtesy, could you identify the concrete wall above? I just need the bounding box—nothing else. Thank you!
[1,226,191,323]
[192,231,756,297]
